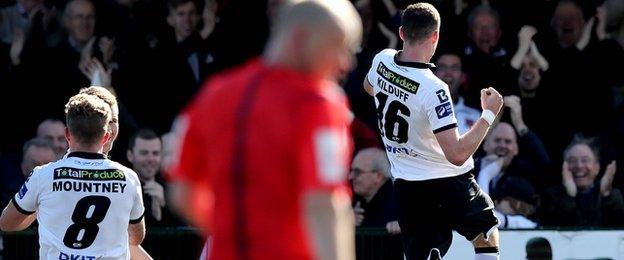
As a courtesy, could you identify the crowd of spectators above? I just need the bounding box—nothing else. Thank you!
[1,0,624,246]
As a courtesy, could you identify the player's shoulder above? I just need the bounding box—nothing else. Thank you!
[107,161,141,183]
[25,160,59,182]
[295,81,351,124]
[420,73,448,93]
[374,48,398,61]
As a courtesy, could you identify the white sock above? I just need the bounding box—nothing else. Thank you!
[475,253,499,260]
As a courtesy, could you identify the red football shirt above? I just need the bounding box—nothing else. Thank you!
[169,59,352,260]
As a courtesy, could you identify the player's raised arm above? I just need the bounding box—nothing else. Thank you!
[435,87,503,166]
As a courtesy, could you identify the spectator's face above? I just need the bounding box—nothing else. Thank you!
[349,153,381,198]
[565,144,600,190]
[127,137,162,182]
[38,121,69,159]
[518,55,541,91]
[103,104,119,153]
[484,123,518,162]
[435,54,463,96]
[469,12,500,54]
[168,2,200,42]
[65,0,95,44]
[552,2,584,47]
[21,146,56,176]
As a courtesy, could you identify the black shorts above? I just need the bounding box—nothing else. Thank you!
[393,171,499,259]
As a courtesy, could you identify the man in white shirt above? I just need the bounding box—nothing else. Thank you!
[0,93,146,260]
[363,3,504,260]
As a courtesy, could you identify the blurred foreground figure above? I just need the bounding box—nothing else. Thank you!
[168,0,362,259]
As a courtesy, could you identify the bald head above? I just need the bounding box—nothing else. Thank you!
[265,0,362,80]
[484,122,518,162]
[350,147,390,201]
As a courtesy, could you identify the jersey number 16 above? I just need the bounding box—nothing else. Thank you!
[375,92,410,143]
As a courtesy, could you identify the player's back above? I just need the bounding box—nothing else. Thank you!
[367,49,473,181]
[187,59,351,260]
[14,152,143,260]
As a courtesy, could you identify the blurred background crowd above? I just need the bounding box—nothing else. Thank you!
[1,0,624,238]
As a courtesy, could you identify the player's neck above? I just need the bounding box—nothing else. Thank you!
[68,144,104,155]
[400,43,432,64]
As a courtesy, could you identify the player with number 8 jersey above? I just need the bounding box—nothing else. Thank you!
[0,93,145,260]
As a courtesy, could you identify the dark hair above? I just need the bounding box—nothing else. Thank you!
[64,94,111,146]
[492,177,537,206]
[467,4,500,31]
[401,3,440,44]
[563,134,600,163]
[22,138,55,155]
[63,0,95,19]
[526,237,552,260]
[168,0,198,14]
[128,128,160,151]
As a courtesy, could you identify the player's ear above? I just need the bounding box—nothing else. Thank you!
[431,30,439,44]
[65,128,71,143]
[101,131,111,146]
[399,26,406,41]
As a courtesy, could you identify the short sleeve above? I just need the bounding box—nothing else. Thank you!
[295,93,352,191]
[366,55,379,89]
[129,175,145,223]
[12,170,42,215]
[423,83,458,133]
[167,111,203,183]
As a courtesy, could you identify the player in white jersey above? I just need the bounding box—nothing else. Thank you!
[0,93,146,260]
[363,3,504,260]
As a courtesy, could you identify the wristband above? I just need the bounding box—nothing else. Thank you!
[481,109,496,126]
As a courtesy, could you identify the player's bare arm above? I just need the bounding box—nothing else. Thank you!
[363,77,374,96]
[128,218,146,246]
[435,87,503,166]
[305,191,355,260]
[130,245,153,260]
[0,201,37,231]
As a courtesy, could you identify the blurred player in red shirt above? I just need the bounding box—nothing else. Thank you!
[167,0,363,259]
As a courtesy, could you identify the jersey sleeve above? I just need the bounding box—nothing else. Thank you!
[129,173,145,223]
[167,108,204,183]
[295,91,352,192]
[12,169,42,215]
[423,83,458,133]
[366,54,379,89]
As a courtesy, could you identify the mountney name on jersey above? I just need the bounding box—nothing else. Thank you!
[52,181,127,193]
[52,167,127,193]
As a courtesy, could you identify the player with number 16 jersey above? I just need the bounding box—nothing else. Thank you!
[367,48,473,181]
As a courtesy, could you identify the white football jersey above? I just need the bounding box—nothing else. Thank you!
[366,49,473,181]
[13,152,144,260]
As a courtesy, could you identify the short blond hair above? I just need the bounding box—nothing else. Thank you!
[64,93,112,146]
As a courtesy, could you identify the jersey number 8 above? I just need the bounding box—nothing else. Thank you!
[63,196,111,249]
